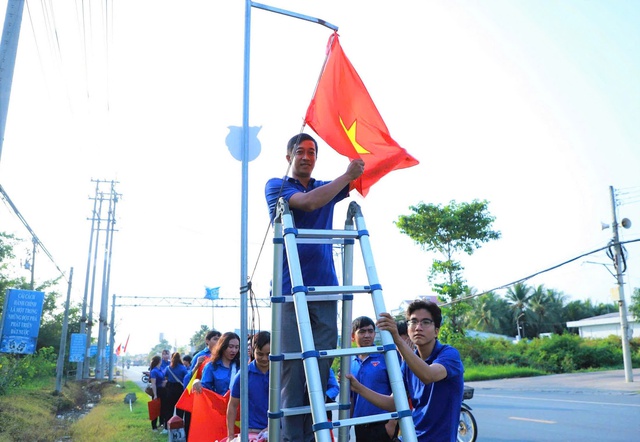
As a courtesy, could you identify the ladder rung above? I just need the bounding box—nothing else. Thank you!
[292,228,361,240]
[332,412,400,428]
[280,345,388,361]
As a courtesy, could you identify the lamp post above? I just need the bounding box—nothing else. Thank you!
[516,312,525,340]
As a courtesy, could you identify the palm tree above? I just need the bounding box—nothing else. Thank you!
[505,282,533,339]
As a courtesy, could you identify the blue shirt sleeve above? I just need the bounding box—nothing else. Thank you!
[326,368,339,401]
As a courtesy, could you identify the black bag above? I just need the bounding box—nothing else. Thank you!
[145,384,154,397]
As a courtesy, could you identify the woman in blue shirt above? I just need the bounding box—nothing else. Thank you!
[149,355,165,431]
[162,352,188,426]
[196,332,241,395]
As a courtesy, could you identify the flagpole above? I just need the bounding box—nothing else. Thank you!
[240,3,338,442]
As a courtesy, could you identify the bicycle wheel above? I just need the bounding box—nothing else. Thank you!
[458,408,477,442]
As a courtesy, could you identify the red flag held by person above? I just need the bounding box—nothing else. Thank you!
[305,32,418,197]
[188,389,231,442]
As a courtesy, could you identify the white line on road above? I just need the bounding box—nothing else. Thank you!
[509,417,556,424]
[477,393,640,407]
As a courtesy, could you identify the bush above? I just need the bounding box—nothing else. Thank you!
[0,347,57,395]
[456,334,634,374]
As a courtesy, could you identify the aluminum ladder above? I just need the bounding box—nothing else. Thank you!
[268,199,417,442]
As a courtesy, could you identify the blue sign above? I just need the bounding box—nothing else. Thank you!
[69,333,86,362]
[0,289,45,354]
[89,344,97,357]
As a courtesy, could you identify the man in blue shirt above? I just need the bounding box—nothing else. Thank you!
[347,300,464,442]
[227,331,271,440]
[265,133,364,442]
[350,316,396,442]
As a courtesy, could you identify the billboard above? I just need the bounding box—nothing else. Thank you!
[0,289,45,354]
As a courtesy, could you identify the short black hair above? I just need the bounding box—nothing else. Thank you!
[396,319,408,336]
[287,133,318,156]
[351,316,375,334]
[182,355,192,363]
[206,330,221,341]
[252,330,271,351]
[406,300,442,328]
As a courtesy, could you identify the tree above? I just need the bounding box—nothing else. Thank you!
[505,282,532,339]
[630,287,640,320]
[189,324,211,354]
[396,200,501,339]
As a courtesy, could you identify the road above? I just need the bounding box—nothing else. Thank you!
[467,369,640,442]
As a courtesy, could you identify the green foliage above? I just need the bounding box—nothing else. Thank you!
[458,334,640,374]
[190,324,211,353]
[464,364,546,381]
[0,347,57,395]
[630,287,640,320]
[396,200,501,338]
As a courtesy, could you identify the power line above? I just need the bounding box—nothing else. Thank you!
[0,183,68,283]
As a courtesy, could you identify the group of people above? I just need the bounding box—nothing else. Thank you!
[263,133,465,442]
[148,349,189,433]
[150,131,464,441]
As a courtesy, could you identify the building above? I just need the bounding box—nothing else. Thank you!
[566,312,639,339]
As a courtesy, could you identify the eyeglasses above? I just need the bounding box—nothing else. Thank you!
[407,318,434,328]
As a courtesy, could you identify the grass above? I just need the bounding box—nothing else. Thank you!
[0,377,76,442]
[70,381,166,442]
[464,364,547,381]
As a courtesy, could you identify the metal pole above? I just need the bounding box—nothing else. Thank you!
[55,267,74,393]
[239,2,252,440]
[0,0,25,162]
[108,294,116,381]
[77,182,100,379]
[29,236,36,290]
[84,194,105,378]
[96,191,115,379]
[609,185,634,382]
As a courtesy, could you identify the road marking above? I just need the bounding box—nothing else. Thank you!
[477,393,640,407]
[509,416,556,424]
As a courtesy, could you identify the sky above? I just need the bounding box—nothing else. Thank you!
[0,0,639,356]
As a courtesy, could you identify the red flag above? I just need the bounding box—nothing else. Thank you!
[123,334,130,353]
[305,32,419,197]
[188,389,230,442]
[176,356,211,413]
[115,344,122,356]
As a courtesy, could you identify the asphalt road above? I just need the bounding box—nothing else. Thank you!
[466,368,640,442]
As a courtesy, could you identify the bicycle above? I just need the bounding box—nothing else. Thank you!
[458,385,477,442]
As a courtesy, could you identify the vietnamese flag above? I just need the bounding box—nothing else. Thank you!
[305,32,419,197]
[188,389,233,442]
[176,356,211,413]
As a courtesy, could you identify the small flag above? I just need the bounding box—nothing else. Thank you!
[305,32,419,197]
[115,344,122,356]
[123,334,130,353]
[204,286,220,300]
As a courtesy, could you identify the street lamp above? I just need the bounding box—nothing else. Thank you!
[516,312,525,340]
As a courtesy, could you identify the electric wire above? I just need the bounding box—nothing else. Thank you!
[440,238,640,307]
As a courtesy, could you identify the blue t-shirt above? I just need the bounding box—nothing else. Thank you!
[350,353,392,417]
[165,364,188,387]
[326,368,339,401]
[150,366,165,393]
[265,176,348,295]
[230,361,269,430]
[201,359,239,395]
[402,341,464,442]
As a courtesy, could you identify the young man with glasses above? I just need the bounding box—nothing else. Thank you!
[347,300,464,442]
[349,316,397,442]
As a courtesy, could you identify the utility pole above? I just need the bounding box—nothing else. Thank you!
[55,268,74,393]
[77,180,100,380]
[609,185,634,383]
